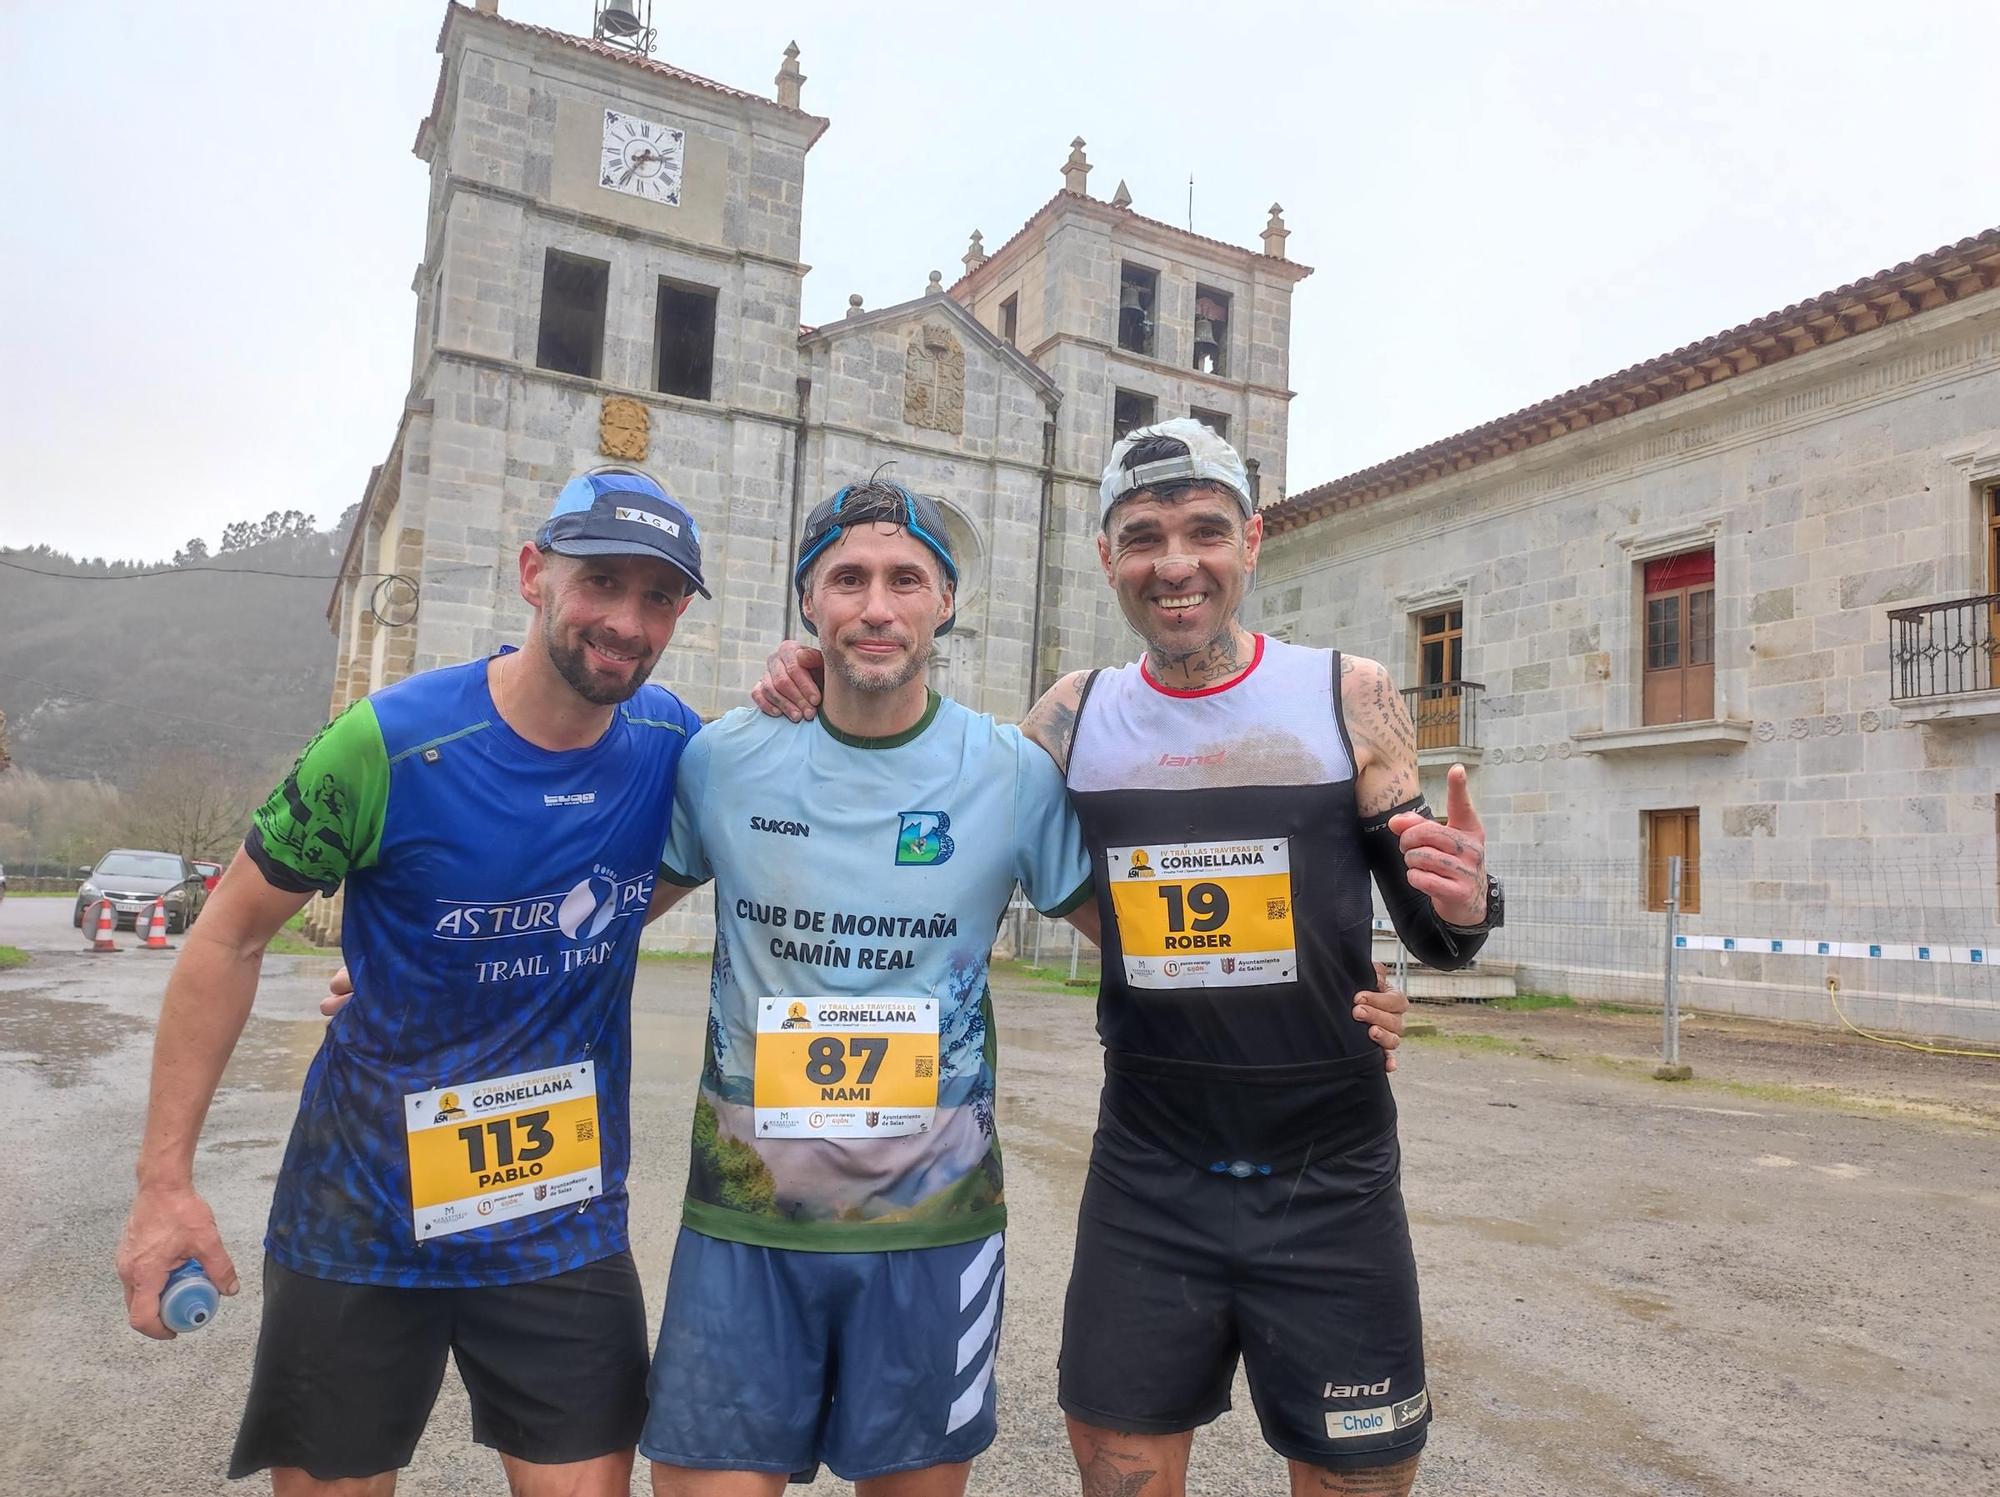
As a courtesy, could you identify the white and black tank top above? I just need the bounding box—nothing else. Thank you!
[1066,635,1392,1162]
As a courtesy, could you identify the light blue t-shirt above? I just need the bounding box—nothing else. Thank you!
[663,691,1092,1251]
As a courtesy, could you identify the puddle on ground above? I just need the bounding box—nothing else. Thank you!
[219,1014,333,1095]
[1408,1207,1572,1248]
[0,989,151,1088]
[1604,1288,1674,1321]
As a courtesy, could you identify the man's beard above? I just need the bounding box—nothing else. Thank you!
[545,615,653,705]
[829,631,927,694]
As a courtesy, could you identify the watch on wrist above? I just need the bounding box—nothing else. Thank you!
[1443,875,1503,935]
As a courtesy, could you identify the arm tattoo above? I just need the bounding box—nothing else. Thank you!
[1343,657,1422,817]
[1021,673,1084,772]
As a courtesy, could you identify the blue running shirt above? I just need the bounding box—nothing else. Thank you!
[245,653,700,1287]
[661,692,1091,1251]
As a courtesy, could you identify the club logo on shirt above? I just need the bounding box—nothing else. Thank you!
[751,816,811,838]
[895,811,955,867]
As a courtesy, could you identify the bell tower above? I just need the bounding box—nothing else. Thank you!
[326,2,829,732]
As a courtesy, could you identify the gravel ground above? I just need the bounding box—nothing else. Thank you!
[1,895,1994,1496]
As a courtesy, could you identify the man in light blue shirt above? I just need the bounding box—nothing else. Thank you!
[640,481,1097,1497]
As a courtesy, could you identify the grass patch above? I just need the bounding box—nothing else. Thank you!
[265,910,336,958]
[4,889,75,898]
[1593,1001,1650,1016]
[0,945,29,969]
[1406,1030,1528,1056]
[1490,992,1576,1012]
[636,947,712,963]
[990,958,1097,993]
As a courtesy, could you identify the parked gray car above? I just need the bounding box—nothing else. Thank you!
[73,850,208,933]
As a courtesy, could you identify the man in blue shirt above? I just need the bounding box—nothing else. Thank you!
[114,469,707,1497]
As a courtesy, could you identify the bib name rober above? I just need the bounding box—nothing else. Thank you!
[1107,838,1298,988]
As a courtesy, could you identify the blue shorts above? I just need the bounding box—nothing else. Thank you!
[640,1226,1005,1482]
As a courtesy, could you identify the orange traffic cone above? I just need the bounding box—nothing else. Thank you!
[90,899,118,952]
[142,898,172,950]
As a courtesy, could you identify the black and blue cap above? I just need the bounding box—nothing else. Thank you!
[536,468,710,599]
[794,479,958,637]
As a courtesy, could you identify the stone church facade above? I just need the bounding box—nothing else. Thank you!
[311,0,1307,940]
[315,5,1995,1041]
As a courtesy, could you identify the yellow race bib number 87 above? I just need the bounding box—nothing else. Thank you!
[1107,839,1297,989]
[753,997,940,1139]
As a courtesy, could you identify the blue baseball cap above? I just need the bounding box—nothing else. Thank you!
[793,479,958,637]
[536,468,710,599]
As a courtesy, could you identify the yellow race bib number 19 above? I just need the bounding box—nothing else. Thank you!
[1107,838,1297,989]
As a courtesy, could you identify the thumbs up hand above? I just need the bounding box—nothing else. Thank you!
[1386,763,1487,927]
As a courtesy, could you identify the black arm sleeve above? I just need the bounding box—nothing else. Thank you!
[1360,798,1488,972]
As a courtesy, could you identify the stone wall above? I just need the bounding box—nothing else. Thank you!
[1257,292,2000,1038]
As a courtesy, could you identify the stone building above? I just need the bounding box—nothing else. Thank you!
[1256,232,2000,1041]
[311,0,1308,938]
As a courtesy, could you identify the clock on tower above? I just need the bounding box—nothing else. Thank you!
[599,108,684,205]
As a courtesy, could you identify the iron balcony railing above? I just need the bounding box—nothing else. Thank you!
[1400,680,1484,751]
[1888,593,2000,701]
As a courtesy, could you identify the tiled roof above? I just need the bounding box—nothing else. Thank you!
[424,2,829,150]
[1262,228,2000,535]
[948,189,1313,300]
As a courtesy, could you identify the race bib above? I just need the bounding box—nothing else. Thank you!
[753,997,939,1139]
[403,1062,602,1240]
[1106,838,1297,988]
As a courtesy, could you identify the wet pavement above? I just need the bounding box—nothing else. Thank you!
[2,894,1995,1495]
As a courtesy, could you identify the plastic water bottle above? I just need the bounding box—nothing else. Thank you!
[160,1260,219,1333]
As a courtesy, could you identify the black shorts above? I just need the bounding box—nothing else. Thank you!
[1057,1105,1429,1473]
[229,1251,649,1481]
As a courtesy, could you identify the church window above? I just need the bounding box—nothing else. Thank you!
[1412,607,1467,749]
[1118,263,1158,356]
[535,250,609,380]
[1190,407,1230,441]
[1113,389,1156,441]
[1641,548,1716,725]
[656,279,718,401]
[1987,485,1998,593]
[1193,286,1230,375]
[1645,808,1702,913]
[999,294,1019,348]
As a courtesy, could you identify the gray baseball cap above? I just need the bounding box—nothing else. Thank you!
[1100,416,1253,523]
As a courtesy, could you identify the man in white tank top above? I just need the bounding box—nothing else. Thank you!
[1017,419,1499,1497]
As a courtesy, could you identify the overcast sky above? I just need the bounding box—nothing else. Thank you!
[3,0,1996,562]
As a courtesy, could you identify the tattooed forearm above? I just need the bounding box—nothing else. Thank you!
[1305,1453,1420,1494]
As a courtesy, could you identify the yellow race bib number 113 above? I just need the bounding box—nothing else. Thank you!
[1107,838,1297,989]
[404,1062,602,1240]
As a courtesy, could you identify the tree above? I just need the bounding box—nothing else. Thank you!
[121,752,257,861]
[172,538,211,567]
